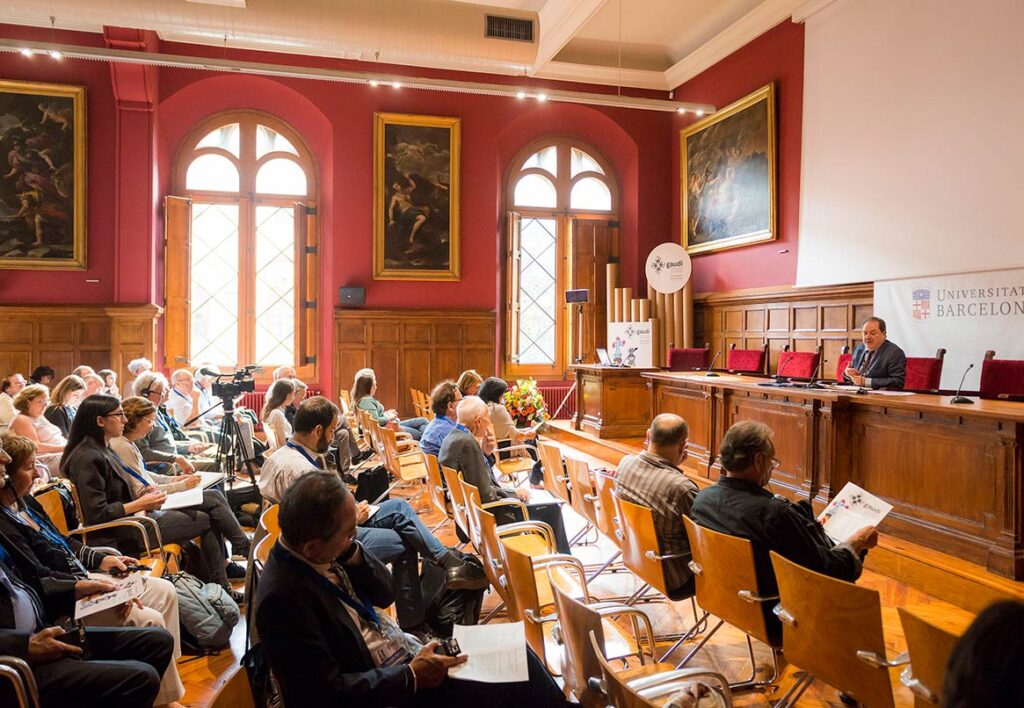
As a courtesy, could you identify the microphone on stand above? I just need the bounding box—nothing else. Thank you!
[807,352,827,389]
[775,354,795,384]
[950,363,975,404]
[704,350,722,377]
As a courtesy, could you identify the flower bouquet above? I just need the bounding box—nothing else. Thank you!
[502,378,549,429]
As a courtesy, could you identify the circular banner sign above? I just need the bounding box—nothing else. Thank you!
[645,243,692,294]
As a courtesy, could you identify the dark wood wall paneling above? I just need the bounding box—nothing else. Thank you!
[693,283,874,378]
[334,309,496,416]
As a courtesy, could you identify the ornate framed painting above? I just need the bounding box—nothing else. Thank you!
[373,112,460,281]
[680,82,775,255]
[0,79,87,269]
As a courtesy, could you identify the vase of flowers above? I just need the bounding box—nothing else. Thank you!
[502,378,549,429]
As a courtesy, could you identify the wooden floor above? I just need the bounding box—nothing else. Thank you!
[177,428,1017,706]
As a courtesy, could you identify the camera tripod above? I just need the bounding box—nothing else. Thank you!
[214,396,260,494]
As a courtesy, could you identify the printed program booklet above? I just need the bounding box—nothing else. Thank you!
[817,482,892,543]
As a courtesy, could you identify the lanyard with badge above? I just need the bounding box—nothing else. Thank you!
[286,441,323,469]
[3,504,89,577]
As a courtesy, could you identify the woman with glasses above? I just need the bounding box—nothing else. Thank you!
[60,395,239,599]
[8,382,66,477]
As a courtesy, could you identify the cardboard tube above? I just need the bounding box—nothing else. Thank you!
[622,288,633,322]
[682,280,694,348]
[630,299,640,322]
[606,263,618,325]
[650,317,661,367]
[639,298,650,322]
[673,290,684,349]
[656,291,666,321]
[612,288,622,322]
[665,294,675,350]
[647,283,656,307]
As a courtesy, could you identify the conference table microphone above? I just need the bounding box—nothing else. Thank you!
[950,363,975,404]
[774,355,795,384]
[703,350,722,377]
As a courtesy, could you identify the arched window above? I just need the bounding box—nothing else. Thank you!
[505,139,618,377]
[165,112,319,380]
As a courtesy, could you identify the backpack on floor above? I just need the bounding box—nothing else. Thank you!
[166,571,240,653]
[420,549,486,637]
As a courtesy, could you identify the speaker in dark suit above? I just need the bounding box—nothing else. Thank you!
[843,317,906,389]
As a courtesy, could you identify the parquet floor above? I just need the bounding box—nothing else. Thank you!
[178,439,979,707]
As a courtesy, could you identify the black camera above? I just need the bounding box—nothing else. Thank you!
[436,637,461,657]
[209,366,257,400]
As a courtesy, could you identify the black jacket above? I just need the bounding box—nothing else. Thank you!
[43,405,73,438]
[845,339,907,389]
[63,436,141,552]
[0,496,110,581]
[255,540,413,708]
[690,477,862,644]
[0,526,76,632]
[438,428,512,505]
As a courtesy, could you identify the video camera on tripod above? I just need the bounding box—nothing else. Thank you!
[198,365,258,401]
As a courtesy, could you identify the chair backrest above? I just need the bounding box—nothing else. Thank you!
[566,457,599,529]
[979,356,1024,399]
[904,348,946,392]
[441,464,471,540]
[548,569,609,707]
[592,470,620,543]
[589,631,656,708]
[500,537,551,665]
[458,475,486,549]
[210,664,256,708]
[379,425,427,482]
[423,454,451,521]
[460,478,506,600]
[897,607,962,706]
[253,533,276,567]
[338,389,352,409]
[614,494,670,596]
[770,551,895,707]
[682,517,774,647]
[538,441,571,503]
[777,346,822,380]
[835,345,853,381]
[259,503,280,537]
[667,346,710,372]
[726,343,768,374]
[0,655,40,708]
[32,485,70,536]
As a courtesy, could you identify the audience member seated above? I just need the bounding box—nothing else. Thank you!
[478,377,543,488]
[258,397,484,638]
[0,437,174,708]
[352,368,428,440]
[112,396,251,568]
[272,365,296,382]
[61,395,239,598]
[82,373,105,398]
[133,372,217,471]
[124,358,152,401]
[29,365,54,387]
[285,378,308,427]
[43,375,86,438]
[9,384,65,477]
[98,368,120,398]
[255,471,569,707]
[261,378,296,452]
[0,433,187,706]
[331,408,364,477]
[942,600,1024,707]
[456,369,483,397]
[419,381,461,457]
[71,365,95,379]
[439,396,570,553]
[0,372,26,428]
[843,316,907,390]
[166,369,200,427]
[690,420,877,643]
[615,413,697,600]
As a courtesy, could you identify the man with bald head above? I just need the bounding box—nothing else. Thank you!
[615,413,698,599]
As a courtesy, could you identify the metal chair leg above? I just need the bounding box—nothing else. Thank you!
[657,610,710,663]
[585,550,622,583]
[771,670,814,707]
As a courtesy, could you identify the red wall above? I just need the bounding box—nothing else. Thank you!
[671,20,805,293]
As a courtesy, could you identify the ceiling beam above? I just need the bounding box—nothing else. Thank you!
[530,0,608,75]
[536,60,669,91]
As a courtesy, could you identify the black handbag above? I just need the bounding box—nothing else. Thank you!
[353,465,390,504]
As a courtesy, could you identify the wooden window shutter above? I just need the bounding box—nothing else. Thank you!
[569,218,615,365]
[506,212,522,365]
[295,202,318,372]
[164,196,192,370]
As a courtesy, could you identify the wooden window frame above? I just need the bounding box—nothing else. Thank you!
[165,111,319,385]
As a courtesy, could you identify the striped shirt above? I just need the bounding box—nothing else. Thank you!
[615,450,698,595]
[257,442,327,504]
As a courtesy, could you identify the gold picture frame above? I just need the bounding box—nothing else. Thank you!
[373,112,460,280]
[681,82,776,255]
[0,79,87,269]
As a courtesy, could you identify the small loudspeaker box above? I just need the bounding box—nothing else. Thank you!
[339,287,366,306]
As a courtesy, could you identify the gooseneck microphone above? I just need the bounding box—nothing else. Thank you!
[704,350,722,377]
[950,363,975,405]
[775,355,795,383]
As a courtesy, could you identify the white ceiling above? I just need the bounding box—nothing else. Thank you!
[0,0,813,90]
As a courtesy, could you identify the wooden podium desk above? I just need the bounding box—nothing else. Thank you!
[643,371,1024,580]
[572,364,656,439]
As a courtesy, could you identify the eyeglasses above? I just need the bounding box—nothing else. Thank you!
[104,411,127,419]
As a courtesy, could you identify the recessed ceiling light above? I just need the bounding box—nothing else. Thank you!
[49,50,62,60]
[695,110,704,116]
[536,93,548,102]
[369,79,379,87]
[676,107,686,114]
[515,91,526,99]
[391,81,402,89]
[20,48,32,57]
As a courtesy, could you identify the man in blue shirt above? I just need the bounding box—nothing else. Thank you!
[419,381,461,457]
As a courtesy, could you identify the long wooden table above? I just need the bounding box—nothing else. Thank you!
[641,371,1024,580]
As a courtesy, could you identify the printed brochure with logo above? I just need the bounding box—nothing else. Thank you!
[817,482,892,543]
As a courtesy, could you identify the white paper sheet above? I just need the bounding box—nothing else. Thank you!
[448,621,529,684]
[198,471,226,488]
[526,489,562,506]
[74,575,145,619]
[161,483,204,510]
[817,482,893,543]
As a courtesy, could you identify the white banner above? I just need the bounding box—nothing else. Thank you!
[608,322,652,368]
[645,243,691,294]
[874,268,1024,391]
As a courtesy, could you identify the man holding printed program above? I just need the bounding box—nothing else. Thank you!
[843,316,906,390]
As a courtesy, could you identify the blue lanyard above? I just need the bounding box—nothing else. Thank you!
[284,548,380,627]
[286,441,323,469]
[4,505,88,575]
[119,460,151,489]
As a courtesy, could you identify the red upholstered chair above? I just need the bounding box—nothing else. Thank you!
[904,348,946,392]
[777,344,822,380]
[726,343,768,374]
[835,345,853,381]
[979,353,1024,400]
[667,344,710,372]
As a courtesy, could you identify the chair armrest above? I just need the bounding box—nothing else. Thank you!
[0,655,39,708]
[630,668,733,702]
[591,605,658,658]
[130,514,167,549]
[481,499,528,517]
[523,608,558,624]
[737,589,779,603]
[530,553,588,592]
[900,667,939,703]
[857,650,909,669]
[69,519,159,557]
[645,549,690,562]
[495,520,555,548]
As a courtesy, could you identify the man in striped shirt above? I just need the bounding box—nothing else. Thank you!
[615,413,697,599]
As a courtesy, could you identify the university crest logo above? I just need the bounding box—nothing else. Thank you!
[912,288,930,320]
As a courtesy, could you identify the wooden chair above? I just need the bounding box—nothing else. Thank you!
[210,663,256,708]
[458,474,529,557]
[259,503,280,537]
[770,550,906,707]
[0,656,39,708]
[379,425,428,485]
[680,517,781,687]
[423,454,453,532]
[904,348,946,392]
[548,567,665,707]
[566,457,600,532]
[440,464,472,542]
[726,343,769,374]
[589,631,733,708]
[979,354,1024,400]
[897,607,965,706]
[538,441,572,504]
[667,345,710,372]
[835,345,853,381]
[777,344,823,380]
[493,437,538,487]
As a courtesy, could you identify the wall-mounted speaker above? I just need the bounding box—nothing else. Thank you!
[339,287,366,306]
[565,288,590,304]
